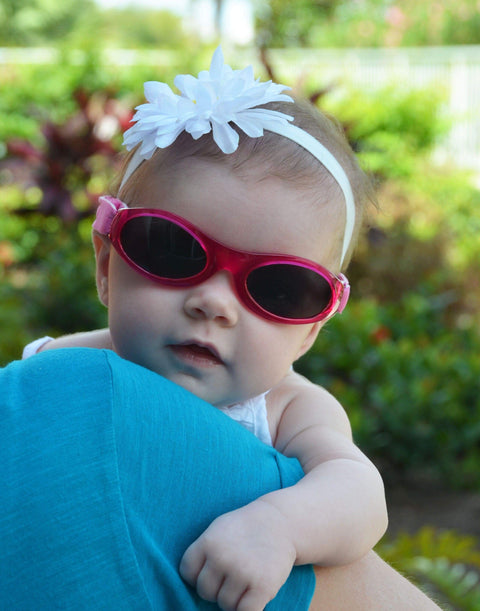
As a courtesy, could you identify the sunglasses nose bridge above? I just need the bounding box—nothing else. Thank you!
[205,241,257,310]
[210,240,250,279]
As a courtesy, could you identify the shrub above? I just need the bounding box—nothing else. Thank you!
[255,0,480,48]
[323,84,451,179]
[0,47,193,145]
[0,210,106,365]
[297,295,480,488]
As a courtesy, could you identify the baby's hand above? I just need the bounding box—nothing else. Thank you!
[179,499,297,611]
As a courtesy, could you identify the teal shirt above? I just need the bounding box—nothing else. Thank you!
[1,349,314,609]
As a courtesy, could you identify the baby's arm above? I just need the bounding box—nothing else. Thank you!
[263,375,387,565]
[33,330,112,353]
[180,374,387,610]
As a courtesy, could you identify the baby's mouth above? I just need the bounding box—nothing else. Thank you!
[169,342,224,367]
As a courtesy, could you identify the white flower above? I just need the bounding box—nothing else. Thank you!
[123,46,294,157]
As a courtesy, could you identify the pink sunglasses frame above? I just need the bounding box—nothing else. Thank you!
[94,196,350,324]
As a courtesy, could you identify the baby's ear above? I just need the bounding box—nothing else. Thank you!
[92,232,111,307]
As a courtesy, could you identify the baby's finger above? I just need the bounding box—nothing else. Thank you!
[216,576,247,611]
[179,544,205,586]
[236,583,276,611]
[195,563,225,603]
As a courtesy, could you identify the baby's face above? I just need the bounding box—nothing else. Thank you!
[102,159,345,407]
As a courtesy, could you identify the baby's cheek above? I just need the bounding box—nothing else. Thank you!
[109,307,147,360]
[237,344,288,397]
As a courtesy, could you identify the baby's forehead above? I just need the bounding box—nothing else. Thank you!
[138,150,344,221]
[225,152,347,224]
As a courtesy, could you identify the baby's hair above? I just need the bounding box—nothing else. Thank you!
[115,98,375,269]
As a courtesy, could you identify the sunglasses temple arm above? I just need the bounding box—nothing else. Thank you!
[93,196,129,235]
[337,274,350,314]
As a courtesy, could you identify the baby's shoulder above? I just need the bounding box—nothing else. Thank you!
[269,370,338,405]
[266,370,344,428]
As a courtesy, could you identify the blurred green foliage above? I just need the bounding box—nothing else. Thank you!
[0,48,201,145]
[99,8,194,49]
[0,0,99,47]
[255,0,480,47]
[0,0,193,49]
[324,85,451,178]
[3,0,480,50]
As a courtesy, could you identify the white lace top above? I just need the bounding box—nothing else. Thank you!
[219,392,272,446]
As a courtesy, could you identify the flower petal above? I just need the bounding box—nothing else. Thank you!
[174,74,199,100]
[154,128,183,149]
[211,120,239,154]
[185,117,212,139]
[209,46,225,80]
[144,81,176,103]
[194,83,216,110]
[232,116,265,138]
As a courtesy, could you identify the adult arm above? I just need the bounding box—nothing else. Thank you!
[310,553,441,610]
[2,348,314,611]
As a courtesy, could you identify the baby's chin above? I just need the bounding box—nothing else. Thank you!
[150,369,236,408]
[173,378,265,411]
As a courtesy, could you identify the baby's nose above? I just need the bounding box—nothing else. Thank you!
[183,271,239,326]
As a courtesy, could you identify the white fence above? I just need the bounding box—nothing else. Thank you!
[2,45,479,173]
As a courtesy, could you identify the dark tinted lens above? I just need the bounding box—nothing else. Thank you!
[246,264,333,319]
[121,216,207,278]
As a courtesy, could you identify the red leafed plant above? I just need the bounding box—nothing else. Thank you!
[4,88,132,223]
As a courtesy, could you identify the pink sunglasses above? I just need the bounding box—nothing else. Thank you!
[94,196,350,324]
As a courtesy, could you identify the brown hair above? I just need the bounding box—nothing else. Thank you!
[115,98,375,269]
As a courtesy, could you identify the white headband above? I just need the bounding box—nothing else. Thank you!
[120,46,355,266]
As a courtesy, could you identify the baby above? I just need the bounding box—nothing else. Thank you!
[28,48,387,610]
